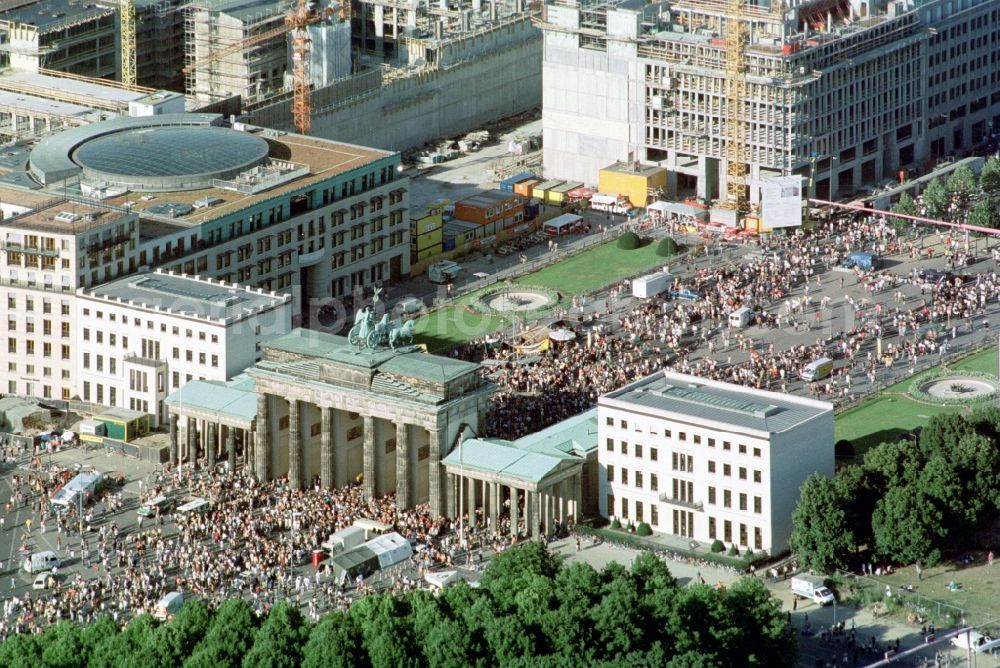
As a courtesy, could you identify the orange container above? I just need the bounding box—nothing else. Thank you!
[514,179,541,198]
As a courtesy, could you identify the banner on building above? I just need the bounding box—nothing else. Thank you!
[761,175,804,229]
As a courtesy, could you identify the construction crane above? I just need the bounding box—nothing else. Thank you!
[182,0,343,134]
[119,0,136,88]
[723,0,749,218]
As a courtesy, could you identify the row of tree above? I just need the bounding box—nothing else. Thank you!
[0,542,797,668]
[891,158,1000,230]
[791,408,1000,573]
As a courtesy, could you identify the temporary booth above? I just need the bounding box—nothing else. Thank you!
[93,408,150,442]
[323,525,366,555]
[50,471,103,510]
[542,213,583,236]
[329,531,413,584]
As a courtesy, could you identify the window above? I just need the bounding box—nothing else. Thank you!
[634,471,643,488]
[83,328,90,341]
[173,347,179,359]
[664,429,671,438]
[606,417,613,425]
[620,498,629,519]
[634,444,643,458]
[707,460,715,473]
[708,517,717,539]
[723,441,731,451]
[739,467,747,480]
[621,468,628,484]
[708,438,716,447]
[678,431,686,441]
[620,441,628,455]
[723,464,731,477]
[607,494,615,515]
[753,470,762,483]
[738,444,747,454]
[753,447,761,457]
[606,465,614,482]
[724,520,732,543]
[754,497,762,514]
[83,381,90,401]
[708,486,716,504]
[650,448,658,461]
[650,474,658,492]
[186,350,193,362]
[635,503,643,523]
[693,435,701,445]
[739,493,747,511]
[754,527,762,550]
[198,353,206,365]
[620,419,628,429]
[723,490,731,508]
[606,438,613,451]
[650,506,659,527]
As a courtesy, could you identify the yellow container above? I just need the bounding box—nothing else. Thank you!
[598,163,667,207]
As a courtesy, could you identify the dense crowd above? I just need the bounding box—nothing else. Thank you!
[456,213,998,440]
[0,462,531,640]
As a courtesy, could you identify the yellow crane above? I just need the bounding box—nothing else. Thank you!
[119,0,136,88]
[182,0,342,135]
[723,0,748,217]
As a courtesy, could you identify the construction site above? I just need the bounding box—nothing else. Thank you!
[0,0,541,152]
[540,0,1000,224]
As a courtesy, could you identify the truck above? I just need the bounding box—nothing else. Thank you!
[790,575,835,605]
[632,271,672,299]
[839,251,878,271]
[428,260,462,284]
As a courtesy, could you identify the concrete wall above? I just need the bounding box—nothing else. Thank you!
[247,32,541,152]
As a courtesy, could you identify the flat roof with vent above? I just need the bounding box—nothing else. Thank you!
[0,199,123,233]
[600,370,832,435]
[79,269,289,323]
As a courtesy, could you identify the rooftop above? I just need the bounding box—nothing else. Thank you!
[0,0,115,31]
[442,409,598,484]
[81,269,289,322]
[456,190,521,210]
[1,199,127,233]
[164,375,258,424]
[601,161,665,177]
[601,371,832,434]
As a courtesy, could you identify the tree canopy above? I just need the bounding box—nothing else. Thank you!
[0,541,797,668]
[921,178,949,219]
[790,409,1000,570]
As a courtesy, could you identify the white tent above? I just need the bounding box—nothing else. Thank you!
[322,525,366,555]
[542,213,582,235]
[367,532,413,569]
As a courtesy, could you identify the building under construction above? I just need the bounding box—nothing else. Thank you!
[540,0,1000,208]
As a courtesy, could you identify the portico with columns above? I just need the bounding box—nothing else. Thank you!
[247,329,491,517]
[441,409,599,539]
[164,375,258,471]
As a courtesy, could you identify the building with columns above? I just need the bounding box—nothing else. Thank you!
[441,409,598,540]
[599,371,833,554]
[165,328,492,518]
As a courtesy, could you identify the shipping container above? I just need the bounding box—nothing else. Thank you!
[534,179,565,205]
[442,238,456,251]
[514,178,541,198]
[547,181,584,204]
[412,228,442,252]
[499,172,535,193]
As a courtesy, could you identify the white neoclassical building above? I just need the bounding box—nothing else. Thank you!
[598,371,833,554]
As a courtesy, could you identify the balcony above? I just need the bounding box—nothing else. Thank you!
[4,242,59,257]
[658,494,703,511]
[86,233,130,256]
[124,354,165,369]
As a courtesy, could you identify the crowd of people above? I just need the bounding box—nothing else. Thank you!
[454,212,998,440]
[0,461,536,640]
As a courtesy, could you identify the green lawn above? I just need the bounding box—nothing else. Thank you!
[412,306,506,353]
[835,346,999,456]
[514,239,672,296]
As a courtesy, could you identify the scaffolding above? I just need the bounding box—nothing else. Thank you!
[119,0,136,87]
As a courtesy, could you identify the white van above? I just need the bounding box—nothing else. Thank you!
[728,307,753,329]
[801,357,834,382]
[153,591,184,621]
[23,550,61,573]
[175,497,210,519]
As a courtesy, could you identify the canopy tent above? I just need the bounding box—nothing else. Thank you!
[647,200,709,220]
[548,328,576,342]
[542,213,583,235]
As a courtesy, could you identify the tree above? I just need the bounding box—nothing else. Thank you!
[871,485,946,565]
[790,474,856,572]
[351,594,419,668]
[656,237,680,258]
[301,614,368,668]
[968,197,997,229]
[980,156,1000,203]
[183,599,258,668]
[617,231,641,250]
[890,192,917,230]
[921,178,949,219]
[946,164,977,205]
[722,578,799,667]
[480,541,560,613]
[242,603,309,668]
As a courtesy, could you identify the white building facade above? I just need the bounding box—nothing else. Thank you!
[76,270,292,425]
[598,371,833,555]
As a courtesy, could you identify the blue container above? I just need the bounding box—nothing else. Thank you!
[500,171,535,193]
[442,238,456,251]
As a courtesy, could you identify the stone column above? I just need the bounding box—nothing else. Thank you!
[373,419,385,496]
[246,430,255,470]
[320,407,334,489]
[288,399,302,491]
[255,393,270,482]
[543,488,552,536]
[206,422,217,469]
[362,414,375,498]
[428,428,445,518]
[226,426,236,470]
[529,491,540,540]
[573,473,583,524]
[510,487,519,537]
[395,422,411,509]
[168,414,178,466]
[468,476,477,526]
[333,409,347,488]
[186,417,198,467]
[489,482,499,533]
[446,472,457,519]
